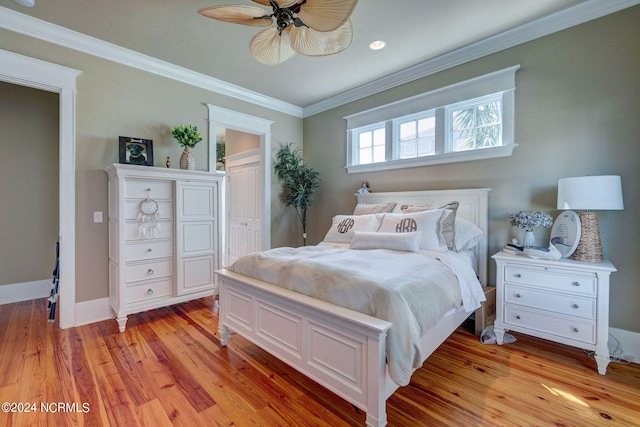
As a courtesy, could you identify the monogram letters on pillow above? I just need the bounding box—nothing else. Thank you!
[378,209,448,252]
[402,201,459,251]
[322,214,384,243]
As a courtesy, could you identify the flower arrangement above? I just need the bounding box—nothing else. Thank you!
[170,124,202,149]
[508,210,553,231]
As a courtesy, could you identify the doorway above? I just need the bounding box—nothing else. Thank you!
[0,49,81,328]
[206,105,273,265]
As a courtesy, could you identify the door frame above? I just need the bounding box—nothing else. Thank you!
[206,104,273,253]
[0,49,81,329]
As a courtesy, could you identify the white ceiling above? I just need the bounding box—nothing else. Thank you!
[1,0,625,112]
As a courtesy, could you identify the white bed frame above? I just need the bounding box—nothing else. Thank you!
[215,188,490,427]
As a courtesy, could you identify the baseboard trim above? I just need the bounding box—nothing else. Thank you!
[610,327,640,365]
[75,297,113,327]
[0,279,50,304]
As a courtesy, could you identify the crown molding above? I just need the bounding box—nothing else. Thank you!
[302,0,640,117]
[0,6,304,118]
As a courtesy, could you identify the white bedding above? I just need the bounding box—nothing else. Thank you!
[229,244,485,386]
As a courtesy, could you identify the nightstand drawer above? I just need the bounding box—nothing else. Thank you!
[504,284,596,319]
[504,265,596,296]
[504,305,595,344]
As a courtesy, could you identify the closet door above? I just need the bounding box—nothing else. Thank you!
[227,158,262,266]
[176,180,218,295]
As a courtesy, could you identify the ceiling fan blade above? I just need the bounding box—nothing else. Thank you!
[251,0,298,7]
[289,20,353,57]
[198,5,273,27]
[249,27,296,65]
[297,0,359,32]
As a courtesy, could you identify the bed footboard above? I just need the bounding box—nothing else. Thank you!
[216,269,393,427]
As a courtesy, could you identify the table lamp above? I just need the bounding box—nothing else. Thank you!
[557,175,624,262]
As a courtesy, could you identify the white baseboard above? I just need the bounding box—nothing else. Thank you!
[75,297,113,327]
[0,279,51,304]
[609,327,640,365]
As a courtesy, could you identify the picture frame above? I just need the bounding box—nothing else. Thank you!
[119,136,153,167]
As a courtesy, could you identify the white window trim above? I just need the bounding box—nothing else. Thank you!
[344,65,520,174]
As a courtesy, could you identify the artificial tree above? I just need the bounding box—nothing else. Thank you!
[274,143,320,245]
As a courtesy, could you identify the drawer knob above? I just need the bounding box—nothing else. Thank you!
[514,273,522,278]
[571,281,580,287]
[515,315,521,320]
[146,288,154,296]
[572,303,580,309]
[147,248,153,252]
[147,269,154,275]
[515,293,522,298]
[572,327,579,333]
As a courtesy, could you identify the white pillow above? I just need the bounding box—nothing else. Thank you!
[402,201,459,251]
[350,231,421,252]
[322,214,384,243]
[455,217,484,251]
[378,209,448,252]
[353,202,397,215]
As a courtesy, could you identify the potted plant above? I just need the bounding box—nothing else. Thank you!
[170,124,203,170]
[274,143,320,245]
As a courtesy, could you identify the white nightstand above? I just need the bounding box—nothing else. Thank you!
[492,251,617,374]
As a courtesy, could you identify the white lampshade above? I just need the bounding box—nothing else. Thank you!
[557,175,624,211]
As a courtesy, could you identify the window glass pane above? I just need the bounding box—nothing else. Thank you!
[451,98,502,152]
[373,145,385,163]
[399,121,416,141]
[373,128,385,146]
[359,131,371,149]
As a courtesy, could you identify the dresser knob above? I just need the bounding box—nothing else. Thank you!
[571,281,580,287]
[515,293,522,298]
[147,248,153,252]
[514,273,522,278]
[146,288,154,296]
[515,315,521,320]
[147,269,154,275]
[572,304,580,309]
[572,327,579,333]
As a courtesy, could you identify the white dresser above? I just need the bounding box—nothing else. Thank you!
[106,163,223,332]
[492,251,616,374]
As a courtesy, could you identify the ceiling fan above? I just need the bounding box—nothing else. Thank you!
[198,0,359,66]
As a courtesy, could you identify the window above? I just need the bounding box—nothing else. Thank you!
[344,66,519,173]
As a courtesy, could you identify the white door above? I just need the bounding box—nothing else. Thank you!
[226,151,263,266]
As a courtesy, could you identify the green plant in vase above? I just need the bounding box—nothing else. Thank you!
[170,124,203,170]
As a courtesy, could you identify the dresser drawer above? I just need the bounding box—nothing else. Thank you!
[125,179,172,199]
[125,220,173,241]
[504,265,596,296]
[126,240,173,262]
[504,305,595,344]
[125,199,173,220]
[504,284,596,319]
[126,279,172,304]
[126,259,172,283]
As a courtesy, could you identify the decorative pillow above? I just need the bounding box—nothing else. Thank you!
[353,202,397,215]
[322,214,384,243]
[402,201,459,251]
[378,209,448,252]
[350,231,421,252]
[455,217,484,251]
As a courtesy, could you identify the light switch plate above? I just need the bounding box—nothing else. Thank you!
[93,211,103,223]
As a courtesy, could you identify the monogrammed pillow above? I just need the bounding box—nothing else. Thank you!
[378,209,448,252]
[322,214,384,243]
[402,201,459,251]
[350,231,421,252]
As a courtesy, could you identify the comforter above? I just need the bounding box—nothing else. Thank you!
[229,244,484,385]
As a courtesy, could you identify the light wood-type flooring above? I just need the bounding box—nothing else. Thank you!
[1,297,639,426]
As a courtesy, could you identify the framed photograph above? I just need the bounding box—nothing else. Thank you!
[119,136,153,166]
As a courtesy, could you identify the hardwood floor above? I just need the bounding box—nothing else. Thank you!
[1,297,639,426]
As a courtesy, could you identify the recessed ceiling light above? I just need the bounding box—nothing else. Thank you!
[369,40,386,51]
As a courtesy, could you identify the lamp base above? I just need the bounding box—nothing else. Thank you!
[573,212,603,263]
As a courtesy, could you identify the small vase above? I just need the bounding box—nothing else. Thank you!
[180,147,195,170]
[524,230,535,247]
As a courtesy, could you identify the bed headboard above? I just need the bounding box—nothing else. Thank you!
[356,188,491,286]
